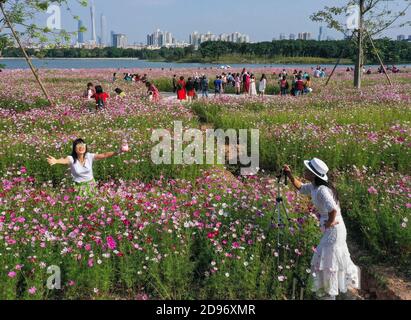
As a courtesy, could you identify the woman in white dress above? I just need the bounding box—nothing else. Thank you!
[284,158,360,300]
[249,74,257,96]
[258,74,267,97]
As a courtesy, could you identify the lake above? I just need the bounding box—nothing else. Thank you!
[2,58,408,70]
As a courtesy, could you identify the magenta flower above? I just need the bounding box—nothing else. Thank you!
[28,287,37,295]
[8,271,16,278]
[106,236,117,250]
[232,242,240,249]
[368,186,378,195]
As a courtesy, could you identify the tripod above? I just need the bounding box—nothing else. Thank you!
[271,170,307,300]
[272,170,290,253]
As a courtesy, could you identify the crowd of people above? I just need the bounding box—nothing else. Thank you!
[83,63,403,108]
[83,73,161,110]
[171,67,315,102]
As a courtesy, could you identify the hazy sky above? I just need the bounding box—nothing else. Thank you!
[39,0,411,43]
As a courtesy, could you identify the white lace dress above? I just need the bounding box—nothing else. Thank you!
[300,184,360,296]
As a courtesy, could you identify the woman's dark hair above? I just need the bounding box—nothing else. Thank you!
[260,74,266,81]
[145,81,151,87]
[87,82,93,88]
[95,85,103,94]
[180,76,184,81]
[306,76,311,81]
[114,88,123,94]
[71,138,88,164]
[314,177,339,204]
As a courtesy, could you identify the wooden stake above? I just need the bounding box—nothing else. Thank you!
[366,30,393,86]
[325,33,354,87]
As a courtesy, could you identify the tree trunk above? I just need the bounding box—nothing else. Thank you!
[0,2,53,106]
[354,0,364,89]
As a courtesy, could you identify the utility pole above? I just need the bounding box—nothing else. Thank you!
[354,0,364,89]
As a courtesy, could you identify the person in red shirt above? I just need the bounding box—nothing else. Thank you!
[91,85,109,110]
[295,76,305,96]
[176,76,186,101]
[146,81,161,103]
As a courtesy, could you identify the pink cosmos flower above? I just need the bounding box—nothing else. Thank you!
[106,236,117,250]
[8,271,16,278]
[28,287,37,295]
[232,242,240,249]
[368,186,378,195]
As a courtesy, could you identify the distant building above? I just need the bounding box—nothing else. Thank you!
[77,20,84,44]
[112,34,127,48]
[100,14,107,46]
[279,33,286,40]
[189,31,250,47]
[110,31,115,47]
[318,26,323,41]
[289,33,296,40]
[147,29,174,47]
[397,35,406,41]
[90,0,96,44]
[298,32,311,40]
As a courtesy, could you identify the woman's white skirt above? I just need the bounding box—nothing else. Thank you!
[311,217,361,296]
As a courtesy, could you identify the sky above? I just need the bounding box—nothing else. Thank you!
[36,0,411,44]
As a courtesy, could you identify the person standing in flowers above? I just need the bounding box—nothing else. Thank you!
[249,74,257,96]
[258,74,267,97]
[185,77,196,103]
[283,159,360,300]
[145,81,161,103]
[176,76,187,101]
[47,139,129,197]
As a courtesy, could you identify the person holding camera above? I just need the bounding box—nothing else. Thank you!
[283,158,360,300]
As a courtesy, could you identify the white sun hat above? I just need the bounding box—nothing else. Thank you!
[304,158,329,181]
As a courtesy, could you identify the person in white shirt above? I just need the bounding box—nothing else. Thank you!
[47,138,129,196]
[283,158,360,300]
[258,74,267,97]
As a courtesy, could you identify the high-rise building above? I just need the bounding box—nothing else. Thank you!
[289,33,296,40]
[112,34,127,48]
[279,33,286,40]
[147,29,174,47]
[90,0,96,43]
[397,35,406,41]
[190,31,249,45]
[110,31,115,47]
[298,32,311,40]
[78,20,84,44]
[318,26,323,41]
[100,14,107,46]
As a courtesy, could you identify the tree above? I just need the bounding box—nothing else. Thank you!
[311,0,411,89]
[0,0,88,105]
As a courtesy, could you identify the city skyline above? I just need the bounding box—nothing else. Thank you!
[34,0,411,45]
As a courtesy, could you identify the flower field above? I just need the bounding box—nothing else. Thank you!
[0,68,410,299]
